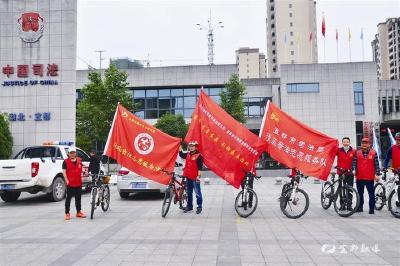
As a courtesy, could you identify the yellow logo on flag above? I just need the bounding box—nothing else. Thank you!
[270,112,280,123]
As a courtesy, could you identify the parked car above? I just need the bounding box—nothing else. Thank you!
[0,142,104,202]
[117,160,183,198]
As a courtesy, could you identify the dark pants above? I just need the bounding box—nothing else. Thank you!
[241,177,254,205]
[356,180,375,211]
[186,179,202,209]
[341,174,354,208]
[65,186,82,214]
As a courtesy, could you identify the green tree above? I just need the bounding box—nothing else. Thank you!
[76,64,135,151]
[155,113,188,140]
[0,114,13,159]
[220,74,246,123]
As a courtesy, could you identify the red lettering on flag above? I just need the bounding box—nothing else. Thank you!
[185,90,267,188]
[259,101,338,180]
[17,65,28,78]
[104,104,181,185]
[32,64,43,77]
[2,65,14,78]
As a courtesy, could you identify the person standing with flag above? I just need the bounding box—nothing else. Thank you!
[337,137,356,210]
[179,141,204,214]
[352,138,380,214]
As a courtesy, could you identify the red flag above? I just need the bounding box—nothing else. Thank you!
[336,29,338,41]
[309,32,313,42]
[104,104,181,185]
[185,90,267,188]
[259,101,338,181]
[322,16,326,37]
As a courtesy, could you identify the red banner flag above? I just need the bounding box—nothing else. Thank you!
[104,104,181,185]
[259,101,338,180]
[185,90,267,188]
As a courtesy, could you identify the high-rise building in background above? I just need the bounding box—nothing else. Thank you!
[266,0,318,77]
[372,17,400,80]
[236,47,267,79]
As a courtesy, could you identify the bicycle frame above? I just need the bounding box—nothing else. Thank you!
[165,171,186,201]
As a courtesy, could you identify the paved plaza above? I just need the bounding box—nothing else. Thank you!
[0,176,399,266]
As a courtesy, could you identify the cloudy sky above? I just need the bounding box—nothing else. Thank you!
[77,0,400,69]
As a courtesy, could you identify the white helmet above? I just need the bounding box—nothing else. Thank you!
[68,147,77,153]
[188,141,198,146]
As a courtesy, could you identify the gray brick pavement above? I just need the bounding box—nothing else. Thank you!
[0,177,399,266]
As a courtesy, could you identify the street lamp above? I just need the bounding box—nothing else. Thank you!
[197,10,224,65]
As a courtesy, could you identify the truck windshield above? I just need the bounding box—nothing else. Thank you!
[24,147,56,158]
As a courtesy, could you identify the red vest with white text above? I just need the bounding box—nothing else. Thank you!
[183,153,200,180]
[391,145,400,169]
[337,147,356,173]
[65,158,83,187]
[355,149,376,181]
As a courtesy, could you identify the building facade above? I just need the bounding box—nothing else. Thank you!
[266,0,318,77]
[372,17,400,80]
[0,0,77,154]
[235,47,267,79]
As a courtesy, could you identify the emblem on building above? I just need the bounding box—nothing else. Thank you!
[17,12,44,43]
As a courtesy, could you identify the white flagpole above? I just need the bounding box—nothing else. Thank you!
[103,103,119,155]
[259,100,271,138]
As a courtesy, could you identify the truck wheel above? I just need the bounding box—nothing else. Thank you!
[119,192,129,199]
[0,191,21,202]
[47,177,66,202]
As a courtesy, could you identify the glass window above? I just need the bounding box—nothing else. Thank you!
[211,95,221,104]
[171,89,183,96]
[287,83,319,93]
[158,98,171,109]
[184,96,196,108]
[159,109,171,117]
[134,98,145,110]
[146,90,158,97]
[174,109,184,116]
[14,149,26,159]
[146,98,158,109]
[77,149,90,162]
[171,97,184,108]
[209,88,222,95]
[145,110,158,119]
[134,90,145,98]
[184,88,196,96]
[249,106,261,116]
[353,82,364,115]
[159,89,170,97]
[184,109,194,118]
[135,110,145,118]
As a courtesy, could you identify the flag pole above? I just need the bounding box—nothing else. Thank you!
[103,103,119,156]
[324,37,326,63]
[259,100,271,138]
[361,28,365,61]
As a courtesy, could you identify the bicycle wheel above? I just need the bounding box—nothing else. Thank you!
[161,186,173,218]
[333,185,360,217]
[388,187,400,218]
[235,188,258,218]
[374,182,386,211]
[280,187,309,219]
[321,181,334,210]
[90,187,97,220]
[101,185,110,212]
[179,187,188,210]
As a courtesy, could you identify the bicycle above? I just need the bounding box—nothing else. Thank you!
[234,170,261,218]
[161,169,187,218]
[320,167,360,217]
[375,168,400,218]
[90,174,111,220]
[279,169,309,219]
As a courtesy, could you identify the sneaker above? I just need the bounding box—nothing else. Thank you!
[64,213,71,220]
[183,207,193,213]
[196,208,202,214]
[356,208,363,213]
[396,201,400,208]
[369,210,375,214]
[76,211,87,218]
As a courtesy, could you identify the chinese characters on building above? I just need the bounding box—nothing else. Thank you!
[8,112,51,122]
[2,63,58,86]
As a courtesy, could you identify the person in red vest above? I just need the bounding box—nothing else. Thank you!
[383,132,400,208]
[337,137,356,210]
[62,147,86,220]
[179,141,203,214]
[352,138,380,214]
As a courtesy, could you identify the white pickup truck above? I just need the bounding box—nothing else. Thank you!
[0,143,100,202]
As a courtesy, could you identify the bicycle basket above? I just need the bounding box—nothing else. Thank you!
[102,175,111,184]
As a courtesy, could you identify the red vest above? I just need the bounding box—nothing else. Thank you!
[65,158,83,187]
[355,149,376,181]
[337,147,356,173]
[183,153,200,180]
[391,145,400,169]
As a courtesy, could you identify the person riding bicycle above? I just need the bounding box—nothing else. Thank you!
[238,167,257,208]
[88,149,100,176]
[383,132,400,207]
[179,141,204,214]
[336,137,356,210]
[352,137,380,214]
